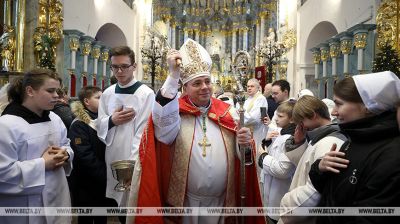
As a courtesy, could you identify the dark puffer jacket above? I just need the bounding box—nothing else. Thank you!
[309,111,400,224]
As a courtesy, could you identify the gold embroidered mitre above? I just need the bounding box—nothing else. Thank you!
[179,38,212,84]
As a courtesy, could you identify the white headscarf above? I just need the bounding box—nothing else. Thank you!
[353,71,400,114]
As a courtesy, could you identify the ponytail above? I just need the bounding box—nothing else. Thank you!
[7,68,60,104]
[8,76,24,104]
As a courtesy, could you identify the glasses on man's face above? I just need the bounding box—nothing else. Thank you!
[110,64,132,72]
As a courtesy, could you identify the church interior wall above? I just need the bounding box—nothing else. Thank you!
[287,0,379,97]
[63,0,136,49]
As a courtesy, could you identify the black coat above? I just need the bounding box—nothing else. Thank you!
[309,111,400,224]
[68,107,110,206]
[53,102,75,129]
[266,95,278,119]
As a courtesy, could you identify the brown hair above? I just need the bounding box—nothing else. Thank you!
[276,100,296,119]
[8,68,60,104]
[292,95,330,124]
[109,46,135,65]
[78,86,102,104]
[333,77,363,103]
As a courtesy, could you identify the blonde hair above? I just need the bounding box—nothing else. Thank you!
[292,95,330,124]
[276,100,296,119]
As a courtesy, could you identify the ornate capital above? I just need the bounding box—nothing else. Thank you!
[82,42,92,55]
[312,51,321,64]
[320,48,329,62]
[101,49,109,62]
[92,46,101,59]
[340,39,352,54]
[354,33,367,49]
[69,37,79,51]
[329,42,340,58]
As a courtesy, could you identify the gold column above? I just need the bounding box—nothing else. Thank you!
[4,0,12,26]
[15,0,26,72]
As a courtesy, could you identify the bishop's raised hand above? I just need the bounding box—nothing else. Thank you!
[167,49,182,79]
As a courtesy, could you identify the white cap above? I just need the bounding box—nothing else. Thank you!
[298,89,314,98]
[322,98,335,121]
[353,71,400,114]
[179,38,212,84]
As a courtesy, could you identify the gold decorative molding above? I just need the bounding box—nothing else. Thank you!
[69,37,79,51]
[82,42,92,56]
[320,48,329,61]
[0,25,16,70]
[376,0,399,51]
[282,29,297,49]
[340,39,352,54]
[34,0,64,70]
[101,50,109,62]
[354,33,367,49]
[329,43,340,58]
[312,51,321,64]
[92,46,101,59]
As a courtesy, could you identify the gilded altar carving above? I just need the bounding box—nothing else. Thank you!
[0,25,16,70]
[282,29,297,49]
[101,50,109,62]
[33,0,64,70]
[376,0,399,51]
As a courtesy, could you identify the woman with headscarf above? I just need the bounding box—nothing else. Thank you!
[309,71,400,224]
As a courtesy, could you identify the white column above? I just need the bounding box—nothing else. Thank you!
[71,51,76,69]
[343,54,349,74]
[184,29,188,41]
[314,64,319,79]
[260,17,265,42]
[357,49,364,71]
[243,29,248,51]
[256,22,260,47]
[83,56,88,73]
[93,58,98,85]
[102,61,107,77]
[322,61,327,77]
[332,57,337,76]
[171,25,176,49]
[195,30,199,42]
[166,20,171,46]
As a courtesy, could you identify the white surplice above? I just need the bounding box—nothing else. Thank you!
[152,76,240,224]
[96,79,154,206]
[0,112,74,224]
[236,93,268,147]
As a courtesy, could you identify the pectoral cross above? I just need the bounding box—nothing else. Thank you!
[198,114,211,157]
[198,136,211,157]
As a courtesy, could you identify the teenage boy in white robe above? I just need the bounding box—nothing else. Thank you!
[96,46,155,207]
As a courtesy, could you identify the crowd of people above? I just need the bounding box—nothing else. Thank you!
[0,38,399,224]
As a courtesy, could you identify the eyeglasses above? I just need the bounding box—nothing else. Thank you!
[110,64,133,72]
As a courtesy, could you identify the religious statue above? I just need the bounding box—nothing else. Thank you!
[0,25,16,71]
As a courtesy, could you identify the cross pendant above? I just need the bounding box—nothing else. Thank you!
[198,136,211,157]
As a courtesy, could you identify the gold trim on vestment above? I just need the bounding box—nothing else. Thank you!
[167,114,237,208]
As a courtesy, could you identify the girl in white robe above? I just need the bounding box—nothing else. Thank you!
[0,69,74,224]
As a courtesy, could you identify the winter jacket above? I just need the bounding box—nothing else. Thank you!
[309,111,400,224]
[68,102,110,206]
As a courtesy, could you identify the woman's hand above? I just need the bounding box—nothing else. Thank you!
[318,143,350,173]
